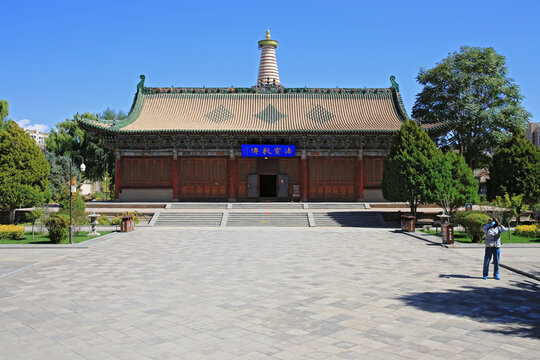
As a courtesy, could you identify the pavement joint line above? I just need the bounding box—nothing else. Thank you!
[500,263,540,282]
[0,232,129,281]
[0,257,66,280]
[403,230,540,282]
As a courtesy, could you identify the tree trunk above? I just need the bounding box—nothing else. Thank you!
[8,209,15,224]
[32,223,35,241]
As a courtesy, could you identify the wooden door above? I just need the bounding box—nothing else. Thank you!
[277,174,288,198]
[308,157,355,200]
[179,157,227,199]
[247,174,258,198]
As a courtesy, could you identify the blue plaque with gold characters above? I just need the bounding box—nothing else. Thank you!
[241,145,295,157]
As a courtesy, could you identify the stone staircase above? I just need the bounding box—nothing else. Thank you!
[226,212,309,227]
[231,203,304,209]
[151,203,386,227]
[153,212,223,227]
[312,212,382,227]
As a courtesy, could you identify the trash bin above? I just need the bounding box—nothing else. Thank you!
[442,224,454,244]
[401,215,415,232]
[121,215,134,232]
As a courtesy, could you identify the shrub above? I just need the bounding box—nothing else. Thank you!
[112,212,140,225]
[123,211,140,224]
[97,215,111,225]
[463,213,491,243]
[45,215,69,243]
[515,224,539,238]
[452,211,485,227]
[0,225,25,239]
[90,192,105,202]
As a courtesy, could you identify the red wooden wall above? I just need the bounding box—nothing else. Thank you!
[122,157,172,187]
[179,157,227,198]
[308,157,355,199]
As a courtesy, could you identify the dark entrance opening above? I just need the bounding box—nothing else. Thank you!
[260,175,277,197]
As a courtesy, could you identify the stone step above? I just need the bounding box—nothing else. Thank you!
[227,212,309,227]
[154,213,223,227]
[170,203,228,209]
[313,212,382,227]
[309,203,369,209]
[232,203,304,209]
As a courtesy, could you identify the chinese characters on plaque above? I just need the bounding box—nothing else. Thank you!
[241,145,296,157]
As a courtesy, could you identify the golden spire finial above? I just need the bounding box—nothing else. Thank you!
[266,29,271,39]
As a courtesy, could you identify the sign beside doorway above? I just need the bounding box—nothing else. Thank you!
[241,145,295,157]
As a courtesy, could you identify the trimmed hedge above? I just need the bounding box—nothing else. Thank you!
[0,225,25,240]
[45,215,69,244]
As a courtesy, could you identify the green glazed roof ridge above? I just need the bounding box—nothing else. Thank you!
[79,124,396,135]
[142,86,396,94]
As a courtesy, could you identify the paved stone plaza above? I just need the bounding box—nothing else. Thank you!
[1,227,539,359]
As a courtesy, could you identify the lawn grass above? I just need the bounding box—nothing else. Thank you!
[0,231,112,244]
[421,229,540,244]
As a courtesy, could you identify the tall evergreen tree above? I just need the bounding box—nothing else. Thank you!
[412,46,530,169]
[45,152,82,201]
[487,132,540,204]
[381,119,439,218]
[434,151,478,215]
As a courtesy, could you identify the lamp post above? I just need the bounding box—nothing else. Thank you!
[69,155,86,244]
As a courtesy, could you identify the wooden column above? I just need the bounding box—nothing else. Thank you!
[172,150,179,200]
[114,150,122,200]
[228,150,237,201]
[301,150,308,201]
[356,150,364,201]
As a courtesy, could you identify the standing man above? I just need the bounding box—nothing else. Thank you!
[482,218,507,280]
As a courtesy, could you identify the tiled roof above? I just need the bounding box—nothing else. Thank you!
[80,87,411,134]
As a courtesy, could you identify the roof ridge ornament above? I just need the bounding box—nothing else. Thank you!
[137,75,146,91]
[390,75,399,92]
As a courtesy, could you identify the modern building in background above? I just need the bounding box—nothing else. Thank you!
[525,122,539,147]
[80,31,445,202]
[25,129,49,150]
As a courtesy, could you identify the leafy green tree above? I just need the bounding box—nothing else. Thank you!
[490,193,530,241]
[27,208,44,242]
[382,119,439,218]
[412,46,530,169]
[434,151,478,215]
[101,107,127,121]
[46,152,81,201]
[46,112,114,181]
[0,100,9,133]
[0,121,50,222]
[487,132,540,204]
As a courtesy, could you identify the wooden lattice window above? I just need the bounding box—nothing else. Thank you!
[122,157,171,187]
[364,157,383,188]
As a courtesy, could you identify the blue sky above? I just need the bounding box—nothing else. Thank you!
[1,0,539,132]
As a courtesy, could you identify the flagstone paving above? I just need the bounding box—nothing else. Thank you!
[0,227,539,359]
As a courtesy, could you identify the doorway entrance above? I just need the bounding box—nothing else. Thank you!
[259,175,277,197]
